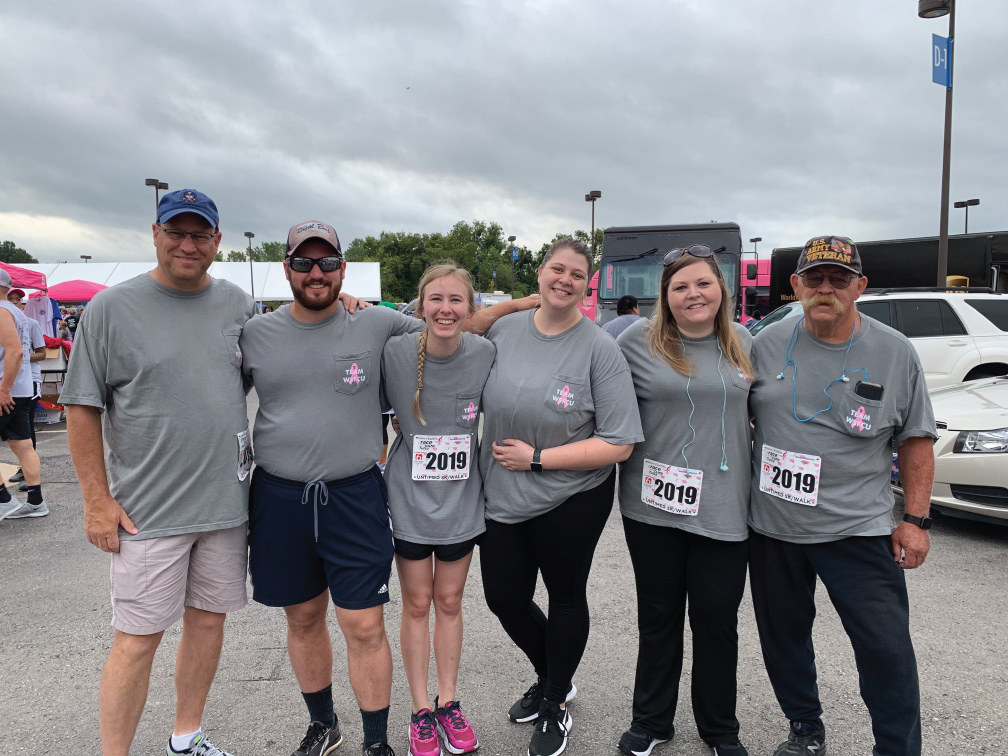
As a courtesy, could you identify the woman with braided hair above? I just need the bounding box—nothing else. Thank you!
[381,262,494,756]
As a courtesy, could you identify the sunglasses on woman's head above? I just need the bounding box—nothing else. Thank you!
[663,245,714,266]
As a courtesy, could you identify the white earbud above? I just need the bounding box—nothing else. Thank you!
[776,373,785,380]
[719,463,729,471]
[841,375,850,383]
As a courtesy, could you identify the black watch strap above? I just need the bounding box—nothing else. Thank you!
[902,513,933,530]
[531,449,543,473]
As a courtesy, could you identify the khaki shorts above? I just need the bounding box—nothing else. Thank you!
[110,524,248,635]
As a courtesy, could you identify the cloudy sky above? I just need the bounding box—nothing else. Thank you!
[1,0,1005,263]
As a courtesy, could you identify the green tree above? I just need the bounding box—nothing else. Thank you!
[213,251,224,262]
[226,250,247,262]
[0,240,38,264]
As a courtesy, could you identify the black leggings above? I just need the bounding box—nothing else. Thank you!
[480,469,615,703]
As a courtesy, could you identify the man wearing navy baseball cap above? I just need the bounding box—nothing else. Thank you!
[62,188,252,756]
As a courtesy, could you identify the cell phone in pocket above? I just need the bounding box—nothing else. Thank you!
[854,381,884,401]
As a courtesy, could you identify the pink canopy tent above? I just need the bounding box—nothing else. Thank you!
[30,279,107,302]
[0,260,47,291]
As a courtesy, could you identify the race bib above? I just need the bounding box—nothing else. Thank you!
[640,458,702,516]
[412,434,471,481]
[759,444,820,507]
[236,429,253,481]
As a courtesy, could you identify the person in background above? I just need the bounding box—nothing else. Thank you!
[63,307,81,339]
[381,263,491,756]
[6,289,47,493]
[479,238,644,756]
[601,295,641,340]
[615,246,754,756]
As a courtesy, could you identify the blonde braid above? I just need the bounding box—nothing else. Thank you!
[412,329,428,425]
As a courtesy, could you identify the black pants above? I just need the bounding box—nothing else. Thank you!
[622,517,748,744]
[480,469,615,703]
[749,531,921,756]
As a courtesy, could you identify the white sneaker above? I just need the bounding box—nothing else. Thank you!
[5,500,48,519]
[0,499,20,522]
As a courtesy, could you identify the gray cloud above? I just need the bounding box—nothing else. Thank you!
[1,0,1004,264]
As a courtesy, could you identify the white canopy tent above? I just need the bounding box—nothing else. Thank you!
[15,262,383,302]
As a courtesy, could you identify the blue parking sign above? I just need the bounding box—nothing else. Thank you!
[932,33,951,88]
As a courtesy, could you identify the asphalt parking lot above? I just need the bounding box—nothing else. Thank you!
[1,413,1006,756]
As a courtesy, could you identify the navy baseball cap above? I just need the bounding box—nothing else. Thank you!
[157,189,219,228]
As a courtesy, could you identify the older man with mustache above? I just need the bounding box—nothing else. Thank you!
[746,236,937,756]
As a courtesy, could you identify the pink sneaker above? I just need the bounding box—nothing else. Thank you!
[409,709,442,756]
[434,699,479,754]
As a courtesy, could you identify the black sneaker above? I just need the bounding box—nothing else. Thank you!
[527,700,571,756]
[617,728,669,756]
[773,721,825,756]
[713,742,748,756]
[9,469,23,483]
[508,680,577,723]
[293,720,343,756]
[361,742,395,756]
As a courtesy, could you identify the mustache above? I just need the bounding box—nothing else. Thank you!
[800,293,844,314]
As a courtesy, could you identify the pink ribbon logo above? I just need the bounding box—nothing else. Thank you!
[464,401,477,422]
[346,362,362,386]
[850,405,867,431]
[555,385,572,408]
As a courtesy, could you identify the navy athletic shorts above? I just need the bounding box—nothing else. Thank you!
[248,466,394,610]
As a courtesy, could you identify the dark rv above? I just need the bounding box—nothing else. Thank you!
[768,231,1008,311]
[596,223,743,325]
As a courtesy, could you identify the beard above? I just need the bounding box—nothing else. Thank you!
[800,292,844,315]
[291,277,342,311]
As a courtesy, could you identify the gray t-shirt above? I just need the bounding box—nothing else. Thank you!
[381,331,495,544]
[0,300,33,398]
[602,313,641,340]
[479,310,644,524]
[617,319,753,541]
[60,274,255,540]
[748,314,937,543]
[241,304,423,482]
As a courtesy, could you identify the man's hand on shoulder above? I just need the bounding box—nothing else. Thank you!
[339,291,370,314]
[891,521,930,569]
[84,492,138,553]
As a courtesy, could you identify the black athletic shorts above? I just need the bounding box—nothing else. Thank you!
[248,466,394,610]
[394,535,479,562]
[0,397,34,442]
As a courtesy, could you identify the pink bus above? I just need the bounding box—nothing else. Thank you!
[577,270,599,322]
[740,258,770,325]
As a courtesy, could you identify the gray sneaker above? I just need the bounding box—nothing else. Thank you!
[167,734,236,756]
[5,500,48,519]
[0,499,20,522]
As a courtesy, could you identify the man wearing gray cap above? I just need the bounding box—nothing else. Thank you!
[747,235,936,756]
[0,268,47,522]
[62,189,252,756]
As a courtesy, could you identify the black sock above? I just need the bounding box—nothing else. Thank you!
[361,706,389,748]
[26,485,43,505]
[302,684,335,727]
[0,485,9,503]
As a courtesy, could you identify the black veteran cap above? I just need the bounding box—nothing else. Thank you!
[795,235,862,276]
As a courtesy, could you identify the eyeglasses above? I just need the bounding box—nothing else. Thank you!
[157,225,217,247]
[663,245,713,266]
[287,256,343,273]
[799,271,859,289]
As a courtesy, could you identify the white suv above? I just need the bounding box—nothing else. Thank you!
[751,291,1008,388]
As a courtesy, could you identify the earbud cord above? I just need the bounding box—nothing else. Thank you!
[780,315,866,423]
[681,339,731,473]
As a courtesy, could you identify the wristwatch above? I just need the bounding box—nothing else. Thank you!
[902,513,933,530]
[530,449,543,473]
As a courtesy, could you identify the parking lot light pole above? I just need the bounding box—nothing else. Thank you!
[953,198,979,234]
[245,231,255,313]
[919,0,955,286]
[585,190,601,264]
[144,178,168,213]
[508,235,517,299]
[80,255,91,263]
[750,236,762,266]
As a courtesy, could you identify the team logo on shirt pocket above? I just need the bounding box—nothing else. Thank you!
[729,365,752,391]
[544,373,586,415]
[837,389,890,437]
[222,328,243,369]
[456,391,481,430]
[334,352,370,395]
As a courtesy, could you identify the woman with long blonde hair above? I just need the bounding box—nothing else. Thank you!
[614,246,754,756]
[381,262,493,756]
